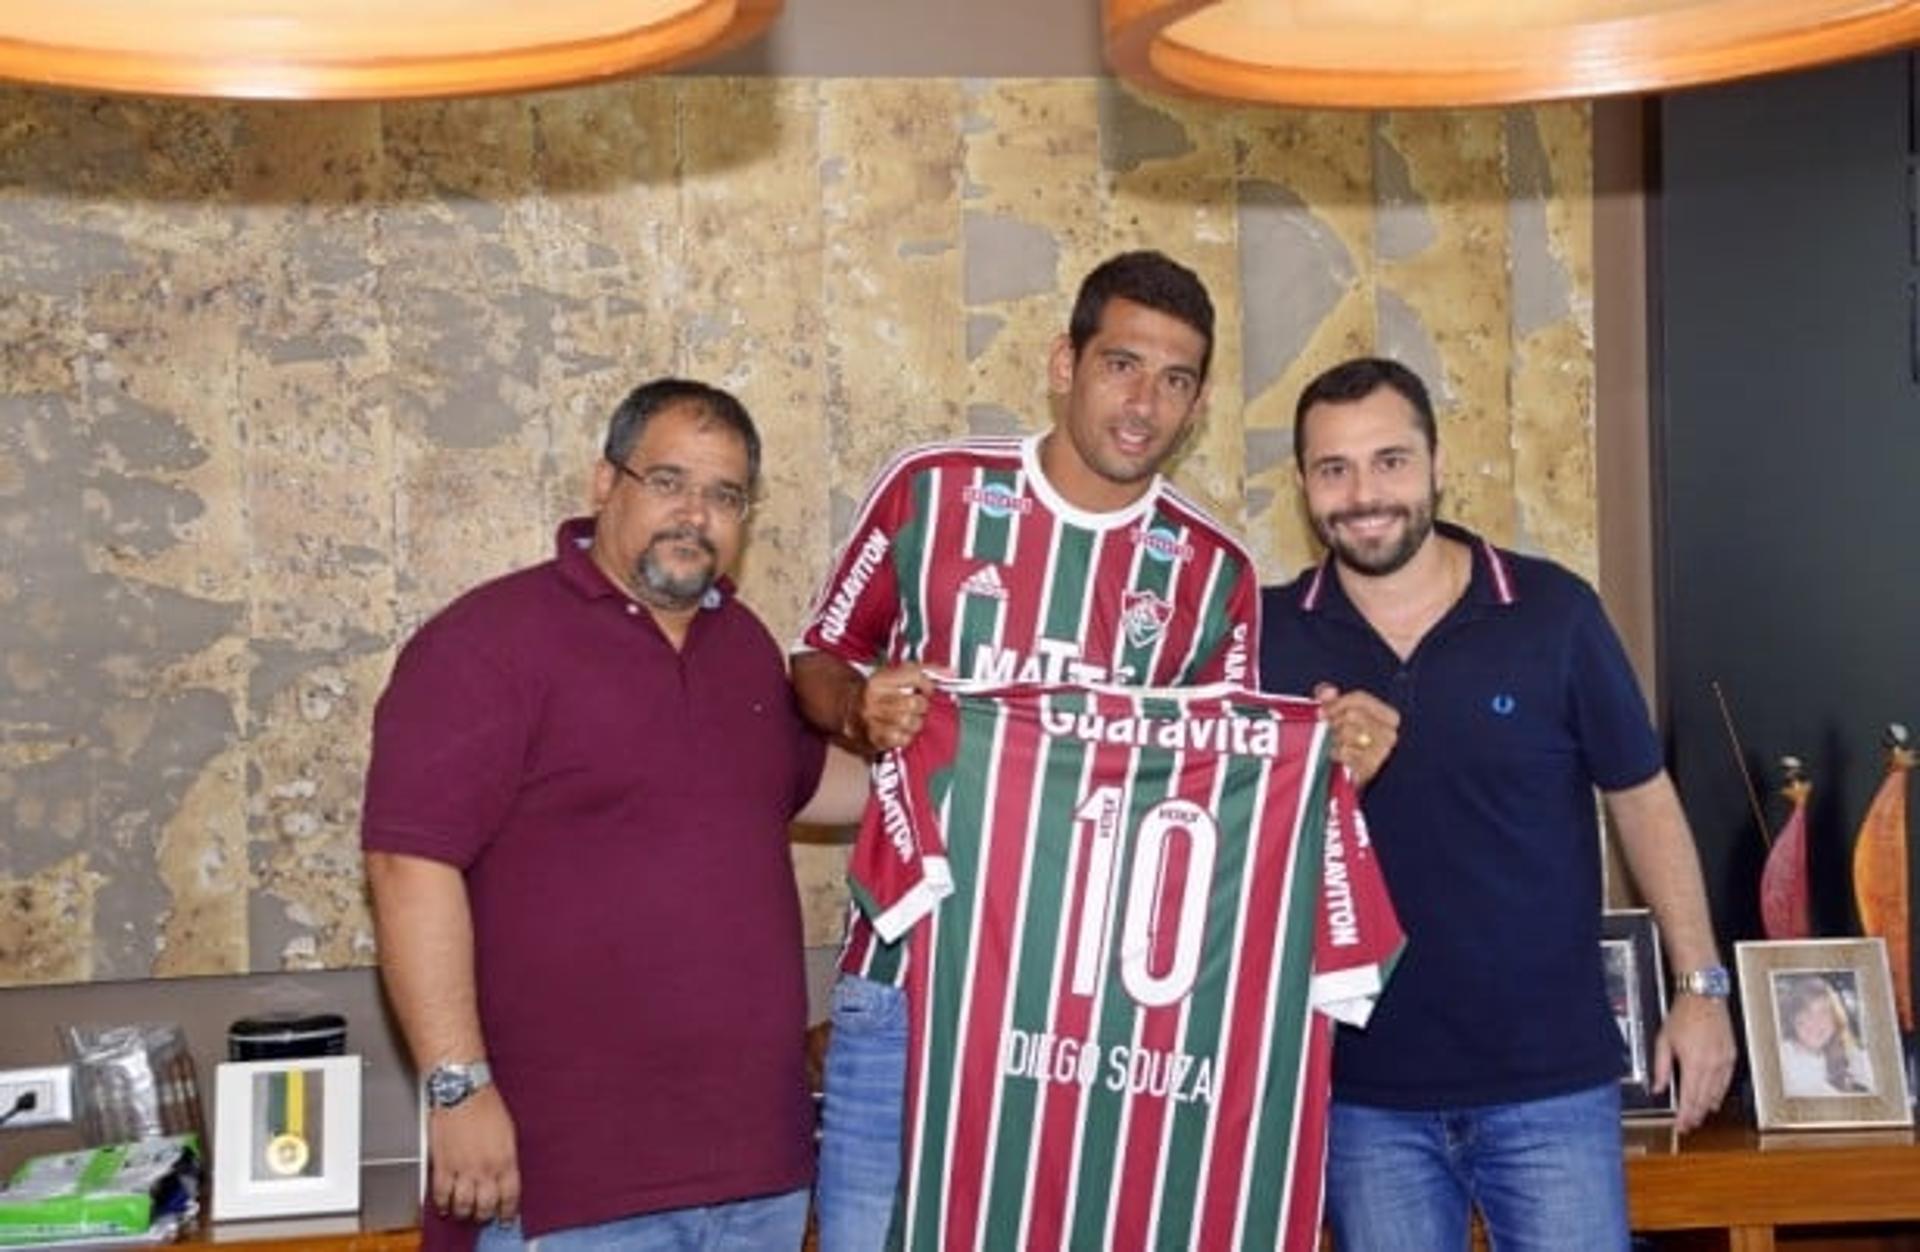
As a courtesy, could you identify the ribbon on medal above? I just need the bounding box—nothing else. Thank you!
[263,1068,310,1176]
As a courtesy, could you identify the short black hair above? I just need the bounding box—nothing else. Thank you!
[1292,357,1437,468]
[604,378,761,486]
[1068,250,1215,382]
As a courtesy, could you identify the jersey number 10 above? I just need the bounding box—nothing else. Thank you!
[1070,785,1218,1008]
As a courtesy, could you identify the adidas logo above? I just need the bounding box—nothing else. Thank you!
[961,564,1009,601]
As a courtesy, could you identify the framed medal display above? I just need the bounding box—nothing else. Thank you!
[212,1056,362,1220]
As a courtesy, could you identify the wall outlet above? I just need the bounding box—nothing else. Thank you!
[0,1065,75,1130]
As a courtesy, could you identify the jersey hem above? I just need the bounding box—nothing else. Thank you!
[868,857,953,944]
[1311,964,1387,1028]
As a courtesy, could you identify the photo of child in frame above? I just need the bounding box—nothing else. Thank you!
[1773,970,1877,1098]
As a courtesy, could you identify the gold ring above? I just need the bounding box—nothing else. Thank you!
[1353,731,1374,750]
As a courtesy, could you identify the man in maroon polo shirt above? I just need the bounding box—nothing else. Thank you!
[363,378,867,1252]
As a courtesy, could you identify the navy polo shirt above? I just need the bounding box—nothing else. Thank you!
[364,518,826,1245]
[1259,521,1663,1109]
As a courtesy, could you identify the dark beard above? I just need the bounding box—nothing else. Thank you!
[1315,494,1436,577]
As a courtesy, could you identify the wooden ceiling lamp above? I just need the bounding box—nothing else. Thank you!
[1104,0,1920,108]
[0,0,779,100]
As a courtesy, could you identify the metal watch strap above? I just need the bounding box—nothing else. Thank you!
[1676,966,1732,998]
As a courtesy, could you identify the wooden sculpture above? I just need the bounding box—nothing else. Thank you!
[1852,723,1914,1033]
[1760,756,1813,940]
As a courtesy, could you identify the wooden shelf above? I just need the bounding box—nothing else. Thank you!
[1626,1113,1920,1249]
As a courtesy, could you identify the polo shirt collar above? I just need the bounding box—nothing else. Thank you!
[1298,519,1517,619]
[553,516,733,611]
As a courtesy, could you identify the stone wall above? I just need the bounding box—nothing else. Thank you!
[0,81,1594,984]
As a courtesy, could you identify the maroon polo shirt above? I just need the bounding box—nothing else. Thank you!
[363,518,826,1247]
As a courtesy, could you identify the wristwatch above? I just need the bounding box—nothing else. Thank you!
[1675,966,1732,998]
[424,1060,493,1109]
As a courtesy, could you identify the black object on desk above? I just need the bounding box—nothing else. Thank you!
[227,1013,347,1061]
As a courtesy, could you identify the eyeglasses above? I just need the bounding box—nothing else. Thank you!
[610,460,753,522]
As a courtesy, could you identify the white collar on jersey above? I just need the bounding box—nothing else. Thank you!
[1019,432,1165,532]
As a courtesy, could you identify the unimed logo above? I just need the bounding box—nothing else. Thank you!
[962,483,1031,520]
[1132,524,1194,564]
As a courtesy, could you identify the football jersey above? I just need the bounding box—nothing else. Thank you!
[798,435,1260,983]
[853,681,1403,1252]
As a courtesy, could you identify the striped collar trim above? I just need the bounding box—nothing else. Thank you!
[1019,432,1164,532]
[1300,524,1515,611]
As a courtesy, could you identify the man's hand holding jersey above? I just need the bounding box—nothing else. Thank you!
[1314,683,1399,787]
[793,652,932,759]
[847,662,936,755]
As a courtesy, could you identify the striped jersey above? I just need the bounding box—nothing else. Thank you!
[798,435,1260,983]
[853,681,1403,1251]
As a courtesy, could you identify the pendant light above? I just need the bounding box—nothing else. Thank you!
[1105,0,1920,108]
[0,0,778,100]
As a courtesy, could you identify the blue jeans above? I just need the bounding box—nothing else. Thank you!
[812,975,908,1252]
[473,1190,808,1252]
[1325,1083,1630,1252]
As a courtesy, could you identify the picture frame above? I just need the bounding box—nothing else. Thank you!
[1602,908,1675,1117]
[1735,938,1913,1132]
[211,1056,362,1221]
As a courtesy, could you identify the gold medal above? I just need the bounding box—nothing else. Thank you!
[265,1131,310,1175]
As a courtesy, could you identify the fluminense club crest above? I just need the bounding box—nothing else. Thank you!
[1121,589,1173,648]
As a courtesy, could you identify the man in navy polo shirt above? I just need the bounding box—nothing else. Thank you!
[1259,357,1737,1251]
[363,378,866,1252]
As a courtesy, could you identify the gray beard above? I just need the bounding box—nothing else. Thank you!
[632,531,716,609]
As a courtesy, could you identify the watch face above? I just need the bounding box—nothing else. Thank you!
[1686,968,1732,996]
[427,1069,470,1107]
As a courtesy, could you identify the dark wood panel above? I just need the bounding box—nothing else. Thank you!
[1654,53,1920,989]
